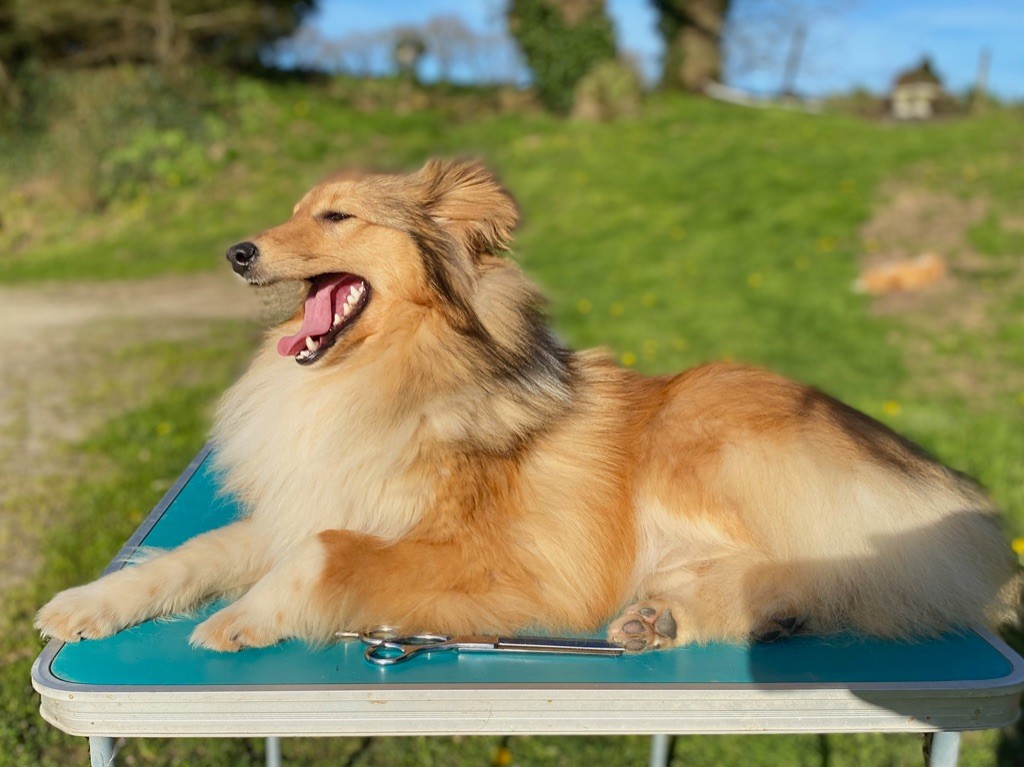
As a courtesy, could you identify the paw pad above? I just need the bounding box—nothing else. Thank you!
[608,601,680,653]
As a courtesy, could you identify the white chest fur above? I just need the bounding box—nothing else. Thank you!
[211,346,433,555]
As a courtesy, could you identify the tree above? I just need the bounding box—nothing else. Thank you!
[653,0,731,91]
[0,0,24,105]
[392,28,426,82]
[0,0,316,75]
[421,15,476,83]
[507,0,616,113]
[726,0,854,97]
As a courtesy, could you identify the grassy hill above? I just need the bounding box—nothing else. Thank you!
[2,71,1023,766]
[5,72,1023,526]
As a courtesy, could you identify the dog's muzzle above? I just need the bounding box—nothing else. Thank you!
[226,241,259,276]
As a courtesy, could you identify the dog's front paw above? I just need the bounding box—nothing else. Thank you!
[35,584,129,642]
[190,604,282,652]
[608,599,684,653]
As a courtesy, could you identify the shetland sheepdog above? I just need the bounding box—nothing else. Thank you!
[37,160,1018,653]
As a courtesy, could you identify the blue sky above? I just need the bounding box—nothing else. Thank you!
[310,0,1024,99]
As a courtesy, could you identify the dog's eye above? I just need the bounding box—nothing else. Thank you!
[319,211,352,223]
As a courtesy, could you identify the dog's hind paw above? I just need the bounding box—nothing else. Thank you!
[750,614,809,643]
[607,599,685,653]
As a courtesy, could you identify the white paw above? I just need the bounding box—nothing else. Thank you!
[190,603,282,652]
[35,583,129,642]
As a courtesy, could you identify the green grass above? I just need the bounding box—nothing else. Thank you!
[6,85,1022,527]
[2,78,1024,765]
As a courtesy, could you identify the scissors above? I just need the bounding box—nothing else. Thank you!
[354,627,624,666]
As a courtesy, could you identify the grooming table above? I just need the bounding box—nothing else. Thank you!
[32,447,1024,767]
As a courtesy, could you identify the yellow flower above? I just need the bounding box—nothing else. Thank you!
[746,272,763,289]
[610,302,625,317]
[576,298,592,314]
[129,196,150,220]
[1012,538,1024,555]
[621,351,637,367]
[155,421,173,436]
[641,293,657,307]
[793,255,810,271]
[669,337,689,351]
[882,400,902,417]
[1017,392,1024,406]
[962,165,978,181]
[816,236,836,253]
[293,100,309,116]
[572,170,589,185]
[670,226,686,241]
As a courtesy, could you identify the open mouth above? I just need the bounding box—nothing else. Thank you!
[276,273,370,366]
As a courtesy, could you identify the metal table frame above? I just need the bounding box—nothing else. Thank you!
[83,731,962,767]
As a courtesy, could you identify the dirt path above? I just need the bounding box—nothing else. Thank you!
[0,272,264,595]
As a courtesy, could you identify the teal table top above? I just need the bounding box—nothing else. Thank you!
[41,449,1023,692]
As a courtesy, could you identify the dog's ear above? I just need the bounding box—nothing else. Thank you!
[415,160,519,255]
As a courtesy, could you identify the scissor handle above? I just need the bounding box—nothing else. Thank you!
[362,633,454,666]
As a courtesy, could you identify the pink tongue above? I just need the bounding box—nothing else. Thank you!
[277,275,356,357]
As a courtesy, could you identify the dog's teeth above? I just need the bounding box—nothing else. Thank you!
[343,303,352,317]
[333,313,342,325]
[306,337,319,352]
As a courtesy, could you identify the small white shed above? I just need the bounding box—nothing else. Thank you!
[891,58,943,120]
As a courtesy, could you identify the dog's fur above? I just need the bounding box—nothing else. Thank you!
[37,160,1019,652]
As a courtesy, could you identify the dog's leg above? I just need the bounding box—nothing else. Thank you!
[608,556,809,652]
[189,534,331,651]
[191,529,549,651]
[36,519,268,642]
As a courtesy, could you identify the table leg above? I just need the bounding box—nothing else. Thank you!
[266,736,282,767]
[648,734,672,767]
[89,736,117,767]
[925,731,961,767]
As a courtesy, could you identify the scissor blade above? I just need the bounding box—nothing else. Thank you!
[494,636,624,656]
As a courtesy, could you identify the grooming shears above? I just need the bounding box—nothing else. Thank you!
[355,627,624,666]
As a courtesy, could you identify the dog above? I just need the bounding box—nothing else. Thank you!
[37,160,1019,653]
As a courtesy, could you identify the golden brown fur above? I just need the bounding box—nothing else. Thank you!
[37,160,1019,652]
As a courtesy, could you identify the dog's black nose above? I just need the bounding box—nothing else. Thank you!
[226,241,259,275]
